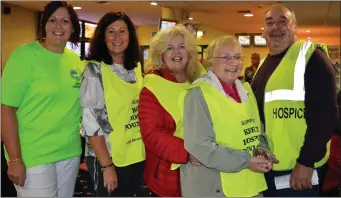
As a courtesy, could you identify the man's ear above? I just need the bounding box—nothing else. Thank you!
[294,24,298,34]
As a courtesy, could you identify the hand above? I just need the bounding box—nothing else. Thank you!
[103,166,118,194]
[248,156,271,173]
[189,154,201,166]
[256,155,273,170]
[273,156,280,164]
[8,159,26,186]
[253,147,279,164]
[290,162,314,191]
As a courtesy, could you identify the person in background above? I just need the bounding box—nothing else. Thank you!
[138,25,203,197]
[320,90,341,197]
[1,1,82,197]
[244,53,260,84]
[80,11,145,197]
[251,3,337,197]
[180,35,276,197]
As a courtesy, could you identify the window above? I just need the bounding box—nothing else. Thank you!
[159,18,177,31]
[84,42,90,56]
[254,35,267,46]
[66,42,81,56]
[84,22,97,38]
[237,35,251,46]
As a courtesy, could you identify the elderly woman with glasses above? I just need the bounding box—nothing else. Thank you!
[180,35,278,197]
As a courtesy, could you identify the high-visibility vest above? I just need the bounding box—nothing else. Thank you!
[142,74,190,170]
[99,61,145,167]
[257,40,331,170]
[184,81,267,197]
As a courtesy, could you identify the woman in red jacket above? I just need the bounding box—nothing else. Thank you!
[138,25,203,197]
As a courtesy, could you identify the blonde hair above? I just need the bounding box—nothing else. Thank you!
[145,25,201,83]
[204,35,243,69]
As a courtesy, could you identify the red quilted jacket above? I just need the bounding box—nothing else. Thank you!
[322,134,340,191]
[138,68,189,197]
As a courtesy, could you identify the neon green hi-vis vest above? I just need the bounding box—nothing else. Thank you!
[181,81,267,197]
[99,61,145,167]
[142,74,190,170]
[256,40,331,171]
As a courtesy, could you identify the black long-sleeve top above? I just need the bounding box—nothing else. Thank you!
[251,46,338,168]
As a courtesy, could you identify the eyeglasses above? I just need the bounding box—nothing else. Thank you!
[214,54,244,62]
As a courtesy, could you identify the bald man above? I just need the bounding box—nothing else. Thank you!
[251,4,337,197]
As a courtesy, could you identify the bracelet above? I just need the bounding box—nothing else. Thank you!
[8,157,22,163]
[101,163,114,172]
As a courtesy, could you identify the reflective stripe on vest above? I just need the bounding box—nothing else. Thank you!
[100,61,145,167]
[142,74,190,170]
[264,42,312,102]
[187,81,267,197]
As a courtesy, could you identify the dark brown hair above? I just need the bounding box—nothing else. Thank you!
[38,1,80,44]
[86,11,141,70]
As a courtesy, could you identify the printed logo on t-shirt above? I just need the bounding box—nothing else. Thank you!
[70,69,81,88]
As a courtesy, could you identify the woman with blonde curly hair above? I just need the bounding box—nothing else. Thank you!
[138,25,203,197]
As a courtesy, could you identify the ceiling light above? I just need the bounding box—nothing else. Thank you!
[244,13,254,17]
[261,27,264,30]
[150,2,157,6]
[189,17,193,20]
[306,29,310,33]
[73,6,82,10]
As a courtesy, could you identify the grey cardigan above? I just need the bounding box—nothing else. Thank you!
[180,70,267,197]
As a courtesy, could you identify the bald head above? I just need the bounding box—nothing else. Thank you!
[262,3,297,55]
[265,4,297,25]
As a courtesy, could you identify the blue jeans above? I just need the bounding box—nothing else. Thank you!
[263,168,323,197]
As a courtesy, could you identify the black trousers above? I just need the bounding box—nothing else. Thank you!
[85,156,153,197]
[263,167,323,197]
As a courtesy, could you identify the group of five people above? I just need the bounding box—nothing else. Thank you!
[1,1,337,197]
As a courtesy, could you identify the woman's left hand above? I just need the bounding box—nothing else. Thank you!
[103,166,118,194]
[256,155,273,170]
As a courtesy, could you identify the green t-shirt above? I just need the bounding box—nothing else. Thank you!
[2,41,84,168]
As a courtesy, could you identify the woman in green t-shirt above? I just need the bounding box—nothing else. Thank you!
[2,1,83,197]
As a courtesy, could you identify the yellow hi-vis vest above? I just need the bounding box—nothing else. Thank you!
[258,40,331,170]
[186,81,267,197]
[142,74,190,170]
[101,62,145,167]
